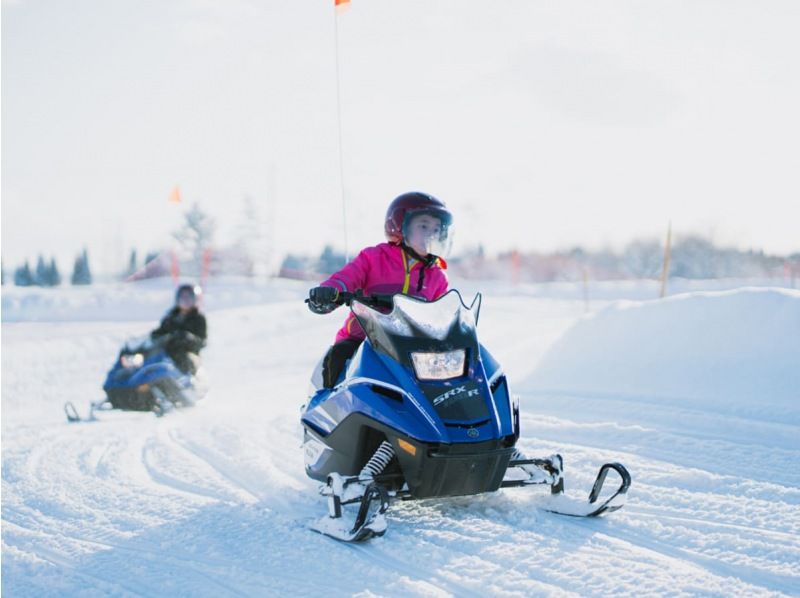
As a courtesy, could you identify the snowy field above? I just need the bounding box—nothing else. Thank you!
[2,277,799,596]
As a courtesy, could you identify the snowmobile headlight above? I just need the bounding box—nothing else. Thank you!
[411,349,465,381]
[120,353,144,369]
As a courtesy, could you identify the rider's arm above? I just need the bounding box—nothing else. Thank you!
[151,314,172,338]
[321,247,373,294]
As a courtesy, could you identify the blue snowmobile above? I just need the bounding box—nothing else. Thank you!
[302,290,631,542]
[64,332,207,422]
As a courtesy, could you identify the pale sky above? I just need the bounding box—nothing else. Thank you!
[3,0,799,274]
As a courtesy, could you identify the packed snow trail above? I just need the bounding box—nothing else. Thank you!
[2,280,799,596]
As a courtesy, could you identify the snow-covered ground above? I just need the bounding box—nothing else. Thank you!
[2,278,799,596]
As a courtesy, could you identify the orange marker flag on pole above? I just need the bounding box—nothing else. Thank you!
[335,0,350,13]
[168,186,181,204]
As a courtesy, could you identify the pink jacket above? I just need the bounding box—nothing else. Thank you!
[321,242,449,343]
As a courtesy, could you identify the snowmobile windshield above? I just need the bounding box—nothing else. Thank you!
[122,335,154,354]
[351,290,481,368]
[122,334,168,355]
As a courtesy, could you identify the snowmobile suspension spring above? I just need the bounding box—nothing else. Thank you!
[360,441,396,479]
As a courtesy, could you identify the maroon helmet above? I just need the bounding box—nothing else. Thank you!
[384,192,453,244]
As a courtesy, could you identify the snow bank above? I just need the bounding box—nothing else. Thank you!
[521,287,800,424]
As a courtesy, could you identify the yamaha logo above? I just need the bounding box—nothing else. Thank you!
[467,428,479,438]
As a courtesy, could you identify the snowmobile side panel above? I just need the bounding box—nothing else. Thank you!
[303,416,390,480]
[303,383,447,443]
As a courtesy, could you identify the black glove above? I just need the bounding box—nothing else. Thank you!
[167,330,203,352]
[307,286,340,314]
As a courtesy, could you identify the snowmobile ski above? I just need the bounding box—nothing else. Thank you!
[64,395,165,423]
[310,475,390,543]
[64,399,107,423]
[539,462,631,517]
[64,401,82,423]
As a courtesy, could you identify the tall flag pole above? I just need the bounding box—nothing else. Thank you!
[659,220,672,298]
[334,0,350,261]
[168,185,182,282]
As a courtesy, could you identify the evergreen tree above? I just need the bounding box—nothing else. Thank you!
[71,255,83,285]
[35,255,49,286]
[49,257,62,286]
[71,249,92,285]
[14,261,34,286]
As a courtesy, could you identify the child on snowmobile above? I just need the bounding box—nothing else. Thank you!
[307,191,454,388]
[151,284,207,374]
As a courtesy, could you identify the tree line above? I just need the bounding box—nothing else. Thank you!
[3,199,266,287]
[454,235,800,282]
[4,250,92,287]
[278,235,800,282]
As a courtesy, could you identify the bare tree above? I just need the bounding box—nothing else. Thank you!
[173,202,215,277]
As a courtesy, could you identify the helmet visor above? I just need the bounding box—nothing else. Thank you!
[403,211,453,258]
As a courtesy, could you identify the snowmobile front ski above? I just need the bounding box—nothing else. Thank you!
[502,454,630,517]
[539,462,631,518]
[63,394,167,422]
[310,474,390,543]
[64,399,108,423]
[64,401,82,422]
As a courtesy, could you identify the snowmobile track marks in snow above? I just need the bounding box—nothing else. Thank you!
[165,427,263,503]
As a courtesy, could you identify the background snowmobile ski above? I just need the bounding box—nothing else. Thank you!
[64,396,171,423]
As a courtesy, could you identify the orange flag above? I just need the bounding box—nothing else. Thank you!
[168,186,181,204]
[335,0,350,12]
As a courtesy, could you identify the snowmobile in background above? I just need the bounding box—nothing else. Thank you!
[64,333,208,422]
[301,290,631,542]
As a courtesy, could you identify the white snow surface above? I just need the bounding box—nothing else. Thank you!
[2,278,799,596]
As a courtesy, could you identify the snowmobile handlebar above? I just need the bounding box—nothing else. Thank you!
[304,289,395,314]
[335,291,395,310]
